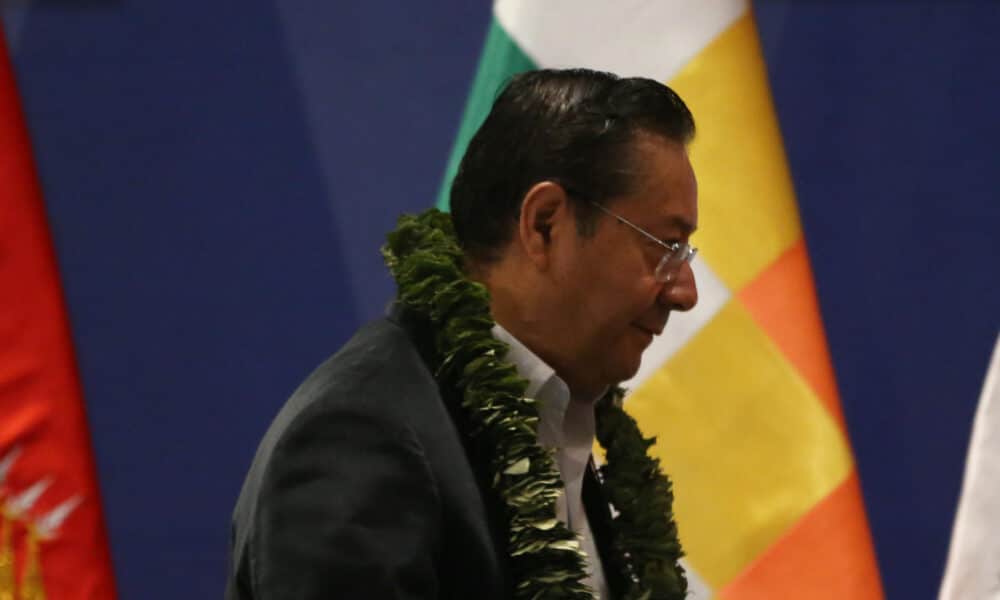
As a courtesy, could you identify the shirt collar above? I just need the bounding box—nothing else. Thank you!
[491,323,594,451]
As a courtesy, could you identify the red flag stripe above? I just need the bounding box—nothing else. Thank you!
[0,29,117,599]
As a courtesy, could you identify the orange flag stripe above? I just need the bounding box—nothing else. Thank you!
[718,470,884,599]
[737,238,846,430]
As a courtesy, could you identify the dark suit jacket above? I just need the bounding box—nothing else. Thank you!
[226,309,624,599]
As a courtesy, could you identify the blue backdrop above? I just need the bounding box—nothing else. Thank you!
[3,2,998,598]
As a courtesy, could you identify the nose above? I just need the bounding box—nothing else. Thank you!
[659,261,698,311]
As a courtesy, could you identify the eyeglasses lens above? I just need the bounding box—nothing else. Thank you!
[654,245,696,283]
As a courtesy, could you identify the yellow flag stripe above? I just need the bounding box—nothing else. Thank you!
[623,12,879,592]
[738,238,846,429]
[628,297,852,587]
[672,14,802,290]
[718,472,884,599]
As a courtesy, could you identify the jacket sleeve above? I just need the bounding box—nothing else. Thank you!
[247,406,442,599]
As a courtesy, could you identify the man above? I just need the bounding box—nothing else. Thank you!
[226,68,699,599]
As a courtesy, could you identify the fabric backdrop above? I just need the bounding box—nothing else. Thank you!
[1,1,997,598]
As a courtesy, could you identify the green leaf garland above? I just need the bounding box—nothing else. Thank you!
[383,209,686,600]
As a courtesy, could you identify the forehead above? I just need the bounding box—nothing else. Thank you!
[617,135,698,234]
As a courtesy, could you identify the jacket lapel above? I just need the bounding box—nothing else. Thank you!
[583,457,628,599]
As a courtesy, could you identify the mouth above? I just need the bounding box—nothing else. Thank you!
[632,324,662,340]
[633,322,664,337]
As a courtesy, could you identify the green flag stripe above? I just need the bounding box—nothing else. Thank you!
[435,17,537,211]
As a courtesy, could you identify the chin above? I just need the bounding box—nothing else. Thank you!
[606,353,644,386]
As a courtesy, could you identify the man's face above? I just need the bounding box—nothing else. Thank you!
[546,136,699,396]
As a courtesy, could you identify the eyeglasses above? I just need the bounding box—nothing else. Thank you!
[589,201,697,283]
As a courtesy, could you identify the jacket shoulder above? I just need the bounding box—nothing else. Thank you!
[227,317,441,562]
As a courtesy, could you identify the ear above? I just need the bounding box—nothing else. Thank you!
[517,181,572,269]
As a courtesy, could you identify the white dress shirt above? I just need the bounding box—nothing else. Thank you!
[492,324,609,599]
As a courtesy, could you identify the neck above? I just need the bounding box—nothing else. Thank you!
[477,263,606,402]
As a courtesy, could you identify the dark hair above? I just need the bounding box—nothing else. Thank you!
[449,68,695,263]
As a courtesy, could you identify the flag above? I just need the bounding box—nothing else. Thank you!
[438,2,884,597]
[0,29,117,599]
[939,332,1000,600]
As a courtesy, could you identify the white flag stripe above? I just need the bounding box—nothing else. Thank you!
[679,558,713,600]
[939,331,1000,600]
[494,0,747,81]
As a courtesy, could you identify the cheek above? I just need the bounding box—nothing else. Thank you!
[557,238,657,326]
[588,284,658,341]
[584,251,657,315]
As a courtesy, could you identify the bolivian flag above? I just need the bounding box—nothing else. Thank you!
[439,2,884,598]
